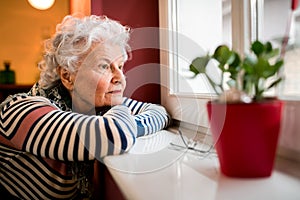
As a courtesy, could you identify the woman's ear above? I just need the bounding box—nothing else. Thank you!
[57,67,75,91]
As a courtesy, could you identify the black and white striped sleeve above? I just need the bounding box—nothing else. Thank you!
[0,95,137,161]
[122,97,171,137]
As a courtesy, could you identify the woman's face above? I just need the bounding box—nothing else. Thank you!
[71,43,127,113]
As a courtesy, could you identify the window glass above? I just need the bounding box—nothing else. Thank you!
[169,0,231,95]
[160,0,235,125]
[261,0,300,100]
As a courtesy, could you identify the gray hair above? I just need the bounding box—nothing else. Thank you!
[38,15,131,89]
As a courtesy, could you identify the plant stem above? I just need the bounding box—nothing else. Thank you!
[205,74,222,95]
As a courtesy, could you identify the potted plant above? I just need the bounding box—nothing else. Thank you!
[190,40,284,177]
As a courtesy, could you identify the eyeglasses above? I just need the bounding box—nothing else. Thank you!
[169,129,216,156]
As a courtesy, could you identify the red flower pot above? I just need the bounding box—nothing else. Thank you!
[207,99,283,178]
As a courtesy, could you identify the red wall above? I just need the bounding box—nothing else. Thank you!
[91,0,161,104]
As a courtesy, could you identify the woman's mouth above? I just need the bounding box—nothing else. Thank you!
[107,90,122,94]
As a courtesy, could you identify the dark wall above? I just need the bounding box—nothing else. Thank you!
[91,0,161,104]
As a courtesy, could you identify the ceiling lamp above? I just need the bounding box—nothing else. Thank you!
[27,0,55,10]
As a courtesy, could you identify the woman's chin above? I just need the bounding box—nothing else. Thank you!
[99,96,123,106]
[110,97,123,106]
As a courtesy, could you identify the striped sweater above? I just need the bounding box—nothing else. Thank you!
[0,94,170,199]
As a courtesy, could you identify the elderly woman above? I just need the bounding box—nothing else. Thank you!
[0,15,170,199]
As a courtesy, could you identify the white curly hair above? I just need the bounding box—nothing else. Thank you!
[38,14,131,89]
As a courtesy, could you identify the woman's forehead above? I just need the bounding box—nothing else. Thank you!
[78,44,125,67]
[88,43,126,62]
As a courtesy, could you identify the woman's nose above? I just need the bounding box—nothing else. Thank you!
[111,64,123,83]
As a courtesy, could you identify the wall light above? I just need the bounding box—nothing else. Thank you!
[27,0,55,10]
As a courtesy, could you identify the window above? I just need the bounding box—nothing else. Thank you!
[168,0,231,95]
[259,0,300,100]
[259,0,300,160]
[159,0,242,128]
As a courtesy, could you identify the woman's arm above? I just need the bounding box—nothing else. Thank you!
[122,97,171,137]
[0,94,137,161]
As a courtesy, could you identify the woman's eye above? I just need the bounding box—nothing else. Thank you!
[94,63,124,73]
[93,64,110,73]
[101,64,109,70]
[94,64,109,72]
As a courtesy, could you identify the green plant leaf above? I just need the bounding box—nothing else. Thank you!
[263,48,280,60]
[189,55,210,75]
[251,40,264,56]
[264,41,273,53]
[227,52,241,67]
[274,59,284,71]
[226,52,241,80]
[213,45,232,66]
[256,58,269,77]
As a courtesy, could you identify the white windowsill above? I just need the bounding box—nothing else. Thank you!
[103,129,300,200]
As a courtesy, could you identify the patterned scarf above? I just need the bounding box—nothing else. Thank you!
[28,80,72,111]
